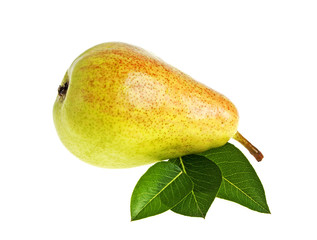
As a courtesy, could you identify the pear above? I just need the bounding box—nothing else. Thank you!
[53,42,262,168]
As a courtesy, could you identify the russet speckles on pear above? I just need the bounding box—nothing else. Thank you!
[53,42,240,168]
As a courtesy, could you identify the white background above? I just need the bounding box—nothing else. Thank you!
[1,0,316,239]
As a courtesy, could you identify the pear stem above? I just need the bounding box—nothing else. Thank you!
[233,131,264,162]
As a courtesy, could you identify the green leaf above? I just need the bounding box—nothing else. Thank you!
[130,161,193,221]
[200,143,270,213]
[169,155,222,218]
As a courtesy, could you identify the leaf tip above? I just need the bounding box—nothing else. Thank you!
[199,212,206,219]
[130,216,138,221]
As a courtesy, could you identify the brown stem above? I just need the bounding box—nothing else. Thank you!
[233,131,264,162]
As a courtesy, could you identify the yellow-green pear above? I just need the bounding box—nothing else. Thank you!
[53,42,262,168]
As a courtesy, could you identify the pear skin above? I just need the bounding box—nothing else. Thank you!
[53,42,244,168]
